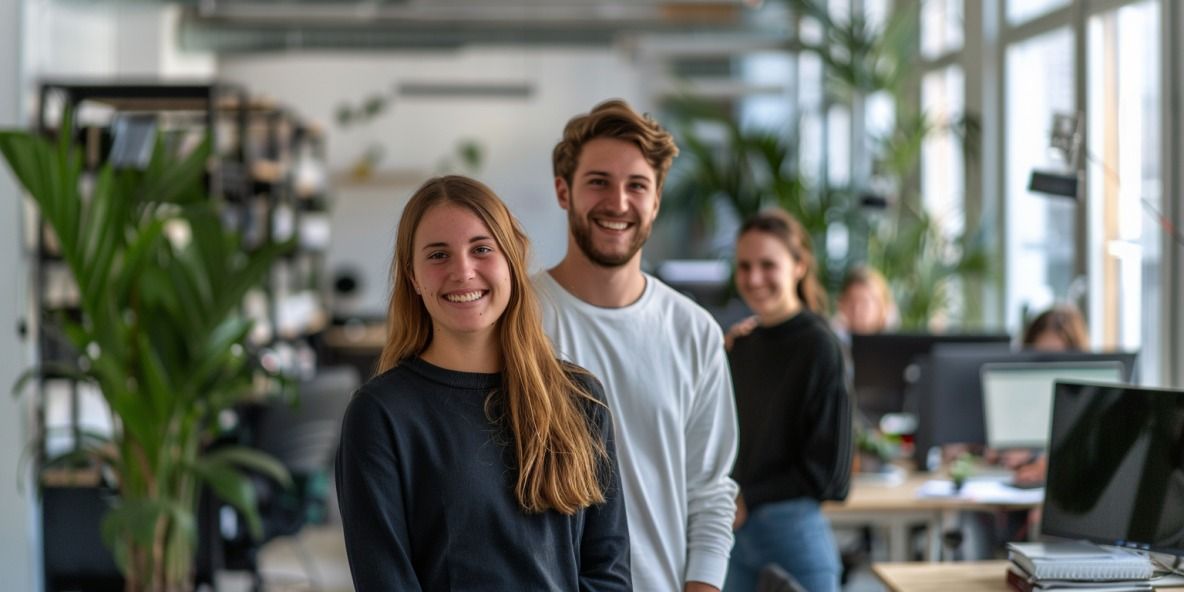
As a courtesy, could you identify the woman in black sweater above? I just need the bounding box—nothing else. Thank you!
[336,176,630,591]
[724,208,852,592]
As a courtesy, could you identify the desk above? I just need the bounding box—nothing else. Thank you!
[872,561,1184,592]
[323,323,385,351]
[823,473,1041,562]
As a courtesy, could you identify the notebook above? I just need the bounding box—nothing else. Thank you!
[1006,564,1153,591]
[1007,541,1155,581]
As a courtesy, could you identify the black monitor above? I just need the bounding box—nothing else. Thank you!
[910,348,1138,469]
[850,332,1011,421]
[1043,381,1184,556]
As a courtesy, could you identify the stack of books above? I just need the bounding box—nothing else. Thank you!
[1006,541,1155,591]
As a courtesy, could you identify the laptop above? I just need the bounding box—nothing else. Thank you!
[980,361,1124,450]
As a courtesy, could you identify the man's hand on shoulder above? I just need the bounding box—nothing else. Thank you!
[724,315,758,351]
[685,582,720,592]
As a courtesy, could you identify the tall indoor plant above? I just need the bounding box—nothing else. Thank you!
[664,0,990,327]
[1,121,290,592]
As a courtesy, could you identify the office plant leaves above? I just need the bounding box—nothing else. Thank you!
[0,122,291,592]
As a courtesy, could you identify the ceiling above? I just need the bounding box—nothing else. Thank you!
[177,0,789,52]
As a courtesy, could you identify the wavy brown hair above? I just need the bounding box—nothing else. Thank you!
[1022,304,1088,351]
[739,207,829,314]
[378,175,608,514]
[552,98,679,190]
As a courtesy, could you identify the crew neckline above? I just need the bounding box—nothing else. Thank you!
[401,356,501,390]
[537,269,655,315]
[754,309,817,337]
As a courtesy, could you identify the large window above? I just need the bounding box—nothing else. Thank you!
[922,0,964,59]
[1007,0,1070,26]
[921,65,966,237]
[1086,0,1161,383]
[798,51,826,183]
[1004,27,1076,326]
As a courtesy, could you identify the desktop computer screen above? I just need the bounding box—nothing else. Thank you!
[909,349,1138,470]
[850,332,1011,421]
[1043,381,1184,556]
[980,362,1123,450]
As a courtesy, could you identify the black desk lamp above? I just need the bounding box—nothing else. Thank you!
[1028,112,1184,248]
[1027,113,1082,200]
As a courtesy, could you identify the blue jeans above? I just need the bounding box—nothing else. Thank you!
[724,498,840,592]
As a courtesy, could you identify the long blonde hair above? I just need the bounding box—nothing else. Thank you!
[378,175,608,514]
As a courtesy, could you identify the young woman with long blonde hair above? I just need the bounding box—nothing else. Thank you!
[336,175,630,590]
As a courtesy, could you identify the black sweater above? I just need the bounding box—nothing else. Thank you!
[728,311,853,510]
[335,357,631,591]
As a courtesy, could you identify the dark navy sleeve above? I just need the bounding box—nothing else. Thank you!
[797,332,853,501]
[335,388,421,591]
[574,375,632,591]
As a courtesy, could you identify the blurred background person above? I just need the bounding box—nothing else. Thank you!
[1021,304,1088,352]
[724,208,852,592]
[832,265,897,346]
[1005,303,1090,486]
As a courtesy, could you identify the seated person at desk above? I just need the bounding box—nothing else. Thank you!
[1005,303,1089,482]
[944,304,1090,470]
[724,208,853,592]
[959,304,1090,550]
[832,265,897,345]
[1021,304,1088,352]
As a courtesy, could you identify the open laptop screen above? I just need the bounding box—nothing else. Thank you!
[980,362,1122,449]
[1043,381,1184,556]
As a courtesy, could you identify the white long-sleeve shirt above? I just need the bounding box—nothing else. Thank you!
[533,271,739,591]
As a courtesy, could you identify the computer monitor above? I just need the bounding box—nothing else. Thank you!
[980,362,1123,450]
[909,348,1138,469]
[1043,381,1184,556]
[850,332,1011,421]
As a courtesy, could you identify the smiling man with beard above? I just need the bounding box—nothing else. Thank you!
[533,100,740,592]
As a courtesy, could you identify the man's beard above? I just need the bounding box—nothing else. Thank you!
[569,208,651,268]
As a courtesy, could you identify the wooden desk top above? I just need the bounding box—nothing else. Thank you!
[823,472,1042,514]
[873,561,1011,592]
[873,561,1184,592]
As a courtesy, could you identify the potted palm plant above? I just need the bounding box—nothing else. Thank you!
[1,119,291,592]
[663,0,991,327]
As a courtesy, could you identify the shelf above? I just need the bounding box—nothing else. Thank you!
[30,81,333,471]
[295,195,330,212]
[40,82,246,116]
[41,467,103,487]
[330,168,429,189]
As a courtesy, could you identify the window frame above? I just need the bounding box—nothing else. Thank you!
[983,0,1179,385]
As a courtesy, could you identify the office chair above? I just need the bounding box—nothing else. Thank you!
[757,564,808,592]
[228,366,360,590]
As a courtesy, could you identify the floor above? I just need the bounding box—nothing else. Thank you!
[243,519,889,592]
[253,525,355,592]
[236,484,889,591]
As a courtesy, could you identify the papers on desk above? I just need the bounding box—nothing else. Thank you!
[916,478,1044,504]
[854,464,908,486]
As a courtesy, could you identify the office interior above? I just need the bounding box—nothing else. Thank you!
[0,0,1182,590]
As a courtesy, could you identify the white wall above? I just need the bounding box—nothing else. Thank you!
[23,0,214,80]
[1,0,40,588]
[219,48,649,316]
